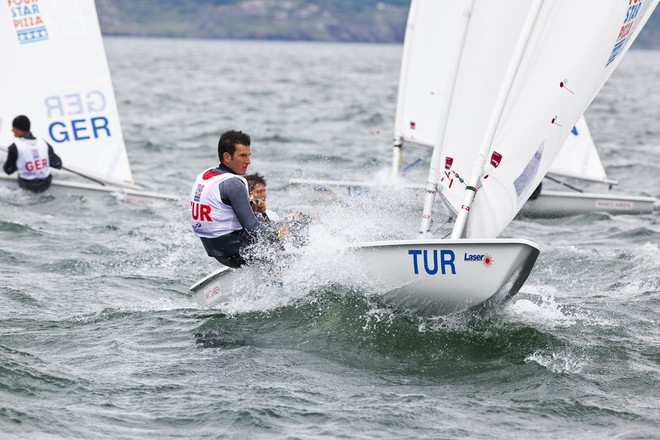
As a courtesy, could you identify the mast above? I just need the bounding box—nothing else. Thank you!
[418,0,475,235]
[391,136,403,175]
[391,0,421,176]
[450,0,544,239]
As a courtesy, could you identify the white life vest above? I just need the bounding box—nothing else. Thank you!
[14,137,50,180]
[189,168,249,238]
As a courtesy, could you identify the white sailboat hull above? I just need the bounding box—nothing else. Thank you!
[190,238,540,315]
[0,175,179,204]
[520,190,657,218]
[190,266,235,308]
[350,238,540,315]
[189,264,285,309]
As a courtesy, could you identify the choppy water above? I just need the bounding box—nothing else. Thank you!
[1,38,659,439]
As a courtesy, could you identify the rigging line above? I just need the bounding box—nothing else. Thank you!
[59,166,107,186]
[402,157,423,174]
[431,215,453,237]
[543,175,583,193]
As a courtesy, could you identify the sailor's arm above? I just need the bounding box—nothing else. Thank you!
[3,144,18,175]
[47,142,62,169]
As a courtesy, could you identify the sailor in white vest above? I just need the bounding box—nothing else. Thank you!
[189,130,282,268]
[3,115,62,193]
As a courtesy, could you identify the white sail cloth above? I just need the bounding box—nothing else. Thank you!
[547,115,613,184]
[424,0,657,238]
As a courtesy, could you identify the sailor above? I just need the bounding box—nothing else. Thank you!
[3,115,62,193]
[246,172,317,247]
[189,130,285,268]
[245,172,282,223]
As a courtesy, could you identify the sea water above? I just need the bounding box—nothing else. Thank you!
[0,38,658,439]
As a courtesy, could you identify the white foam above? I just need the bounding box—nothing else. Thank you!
[505,287,580,329]
[525,349,586,374]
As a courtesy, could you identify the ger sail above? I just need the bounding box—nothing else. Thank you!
[0,0,177,202]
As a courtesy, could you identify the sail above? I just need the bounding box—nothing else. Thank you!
[394,1,469,148]
[396,1,615,186]
[436,0,657,238]
[0,0,133,185]
[547,115,615,185]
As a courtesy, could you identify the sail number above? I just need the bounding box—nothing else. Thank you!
[44,91,112,143]
[408,250,456,275]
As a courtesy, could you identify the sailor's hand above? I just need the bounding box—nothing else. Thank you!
[250,198,266,213]
[276,224,290,240]
[291,212,319,224]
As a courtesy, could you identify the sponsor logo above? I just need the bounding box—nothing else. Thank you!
[607,0,644,66]
[194,184,204,202]
[409,249,456,275]
[204,286,221,300]
[464,253,494,268]
[9,0,48,44]
[595,199,633,210]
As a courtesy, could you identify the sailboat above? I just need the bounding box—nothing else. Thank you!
[519,115,657,216]
[0,0,177,203]
[391,0,658,219]
[293,0,658,218]
[192,0,657,314]
[353,0,658,314]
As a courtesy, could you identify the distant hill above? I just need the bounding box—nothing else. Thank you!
[96,0,660,47]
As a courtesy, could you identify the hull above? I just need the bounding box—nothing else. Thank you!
[190,239,539,315]
[351,238,540,315]
[189,266,235,308]
[520,190,657,218]
[189,265,281,308]
[0,175,179,205]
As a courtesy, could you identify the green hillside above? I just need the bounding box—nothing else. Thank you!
[96,0,409,43]
[95,0,660,47]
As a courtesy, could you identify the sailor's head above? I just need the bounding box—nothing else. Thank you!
[11,115,30,136]
[246,172,267,200]
[218,130,252,175]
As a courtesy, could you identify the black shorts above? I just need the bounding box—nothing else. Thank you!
[18,175,52,193]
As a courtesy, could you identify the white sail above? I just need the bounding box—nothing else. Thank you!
[435,0,657,238]
[395,1,618,188]
[0,0,133,185]
[547,115,615,185]
[393,1,469,149]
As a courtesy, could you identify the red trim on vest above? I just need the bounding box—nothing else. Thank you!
[202,170,224,180]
